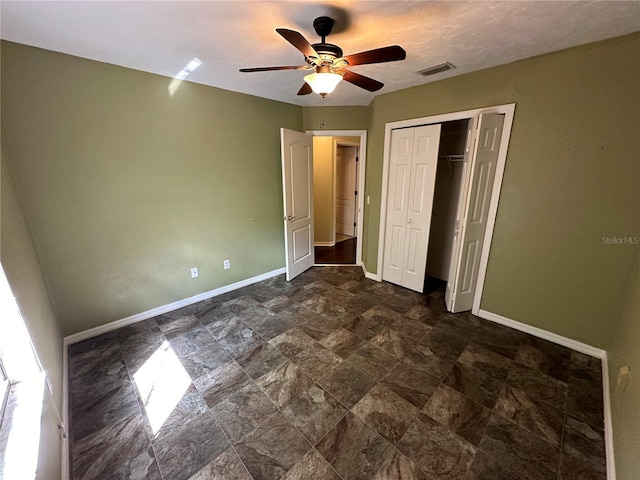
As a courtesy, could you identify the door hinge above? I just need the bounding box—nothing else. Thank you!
[355,190,358,196]
[356,156,359,162]
[353,222,357,227]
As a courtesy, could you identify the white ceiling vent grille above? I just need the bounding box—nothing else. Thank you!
[418,62,456,77]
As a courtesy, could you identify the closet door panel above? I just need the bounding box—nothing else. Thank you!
[401,124,441,292]
[388,225,404,271]
[404,226,422,274]
[470,161,493,224]
[392,165,410,213]
[410,164,428,214]
[459,239,480,294]
[383,128,414,285]
[447,113,504,312]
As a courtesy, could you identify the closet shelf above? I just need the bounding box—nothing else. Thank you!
[438,154,465,161]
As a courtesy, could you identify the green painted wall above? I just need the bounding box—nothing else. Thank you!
[2,35,637,346]
[365,33,639,347]
[608,249,640,479]
[303,108,371,261]
[1,150,63,478]
[1,41,302,335]
[313,137,334,244]
[302,106,370,131]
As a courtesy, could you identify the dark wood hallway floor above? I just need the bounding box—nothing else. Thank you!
[315,238,356,265]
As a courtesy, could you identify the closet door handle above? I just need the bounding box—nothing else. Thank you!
[407,218,412,224]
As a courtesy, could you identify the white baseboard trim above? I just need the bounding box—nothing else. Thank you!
[477,309,606,358]
[364,271,379,281]
[314,241,336,247]
[61,342,69,480]
[361,261,381,281]
[601,354,616,480]
[64,267,286,345]
[477,308,615,479]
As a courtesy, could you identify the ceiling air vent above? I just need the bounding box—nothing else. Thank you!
[418,62,456,77]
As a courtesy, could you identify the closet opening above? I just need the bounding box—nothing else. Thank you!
[424,119,469,291]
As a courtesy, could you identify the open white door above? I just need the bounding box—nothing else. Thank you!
[281,128,315,281]
[383,124,441,292]
[335,146,358,237]
[446,113,505,312]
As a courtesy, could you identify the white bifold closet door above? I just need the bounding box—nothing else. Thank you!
[383,124,441,292]
[446,113,505,312]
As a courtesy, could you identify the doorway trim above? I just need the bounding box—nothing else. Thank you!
[377,103,516,314]
[307,130,367,267]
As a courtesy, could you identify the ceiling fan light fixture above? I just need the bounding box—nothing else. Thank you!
[303,71,343,97]
[240,17,406,97]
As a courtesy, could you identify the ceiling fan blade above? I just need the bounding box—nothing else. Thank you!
[297,83,313,95]
[276,28,320,59]
[239,65,308,72]
[343,45,406,66]
[340,69,384,92]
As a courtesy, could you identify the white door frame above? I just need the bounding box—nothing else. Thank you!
[377,104,516,314]
[307,130,367,267]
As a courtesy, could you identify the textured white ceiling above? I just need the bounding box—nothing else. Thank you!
[1,1,639,106]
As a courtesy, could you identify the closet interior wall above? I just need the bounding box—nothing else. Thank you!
[426,119,470,281]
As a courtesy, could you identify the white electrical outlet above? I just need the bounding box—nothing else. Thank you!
[190,267,198,278]
[223,259,230,270]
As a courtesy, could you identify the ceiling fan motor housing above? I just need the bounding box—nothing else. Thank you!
[311,43,344,64]
[313,16,335,39]
[309,17,344,66]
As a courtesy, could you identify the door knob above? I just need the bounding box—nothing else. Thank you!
[286,215,296,221]
[407,218,412,224]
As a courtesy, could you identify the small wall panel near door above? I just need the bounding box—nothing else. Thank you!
[383,124,441,292]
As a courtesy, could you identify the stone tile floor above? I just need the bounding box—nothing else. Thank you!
[67,267,607,480]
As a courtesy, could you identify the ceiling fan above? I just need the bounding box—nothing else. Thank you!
[239,16,406,97]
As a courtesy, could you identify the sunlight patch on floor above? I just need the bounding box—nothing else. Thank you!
[133,341,190,436]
